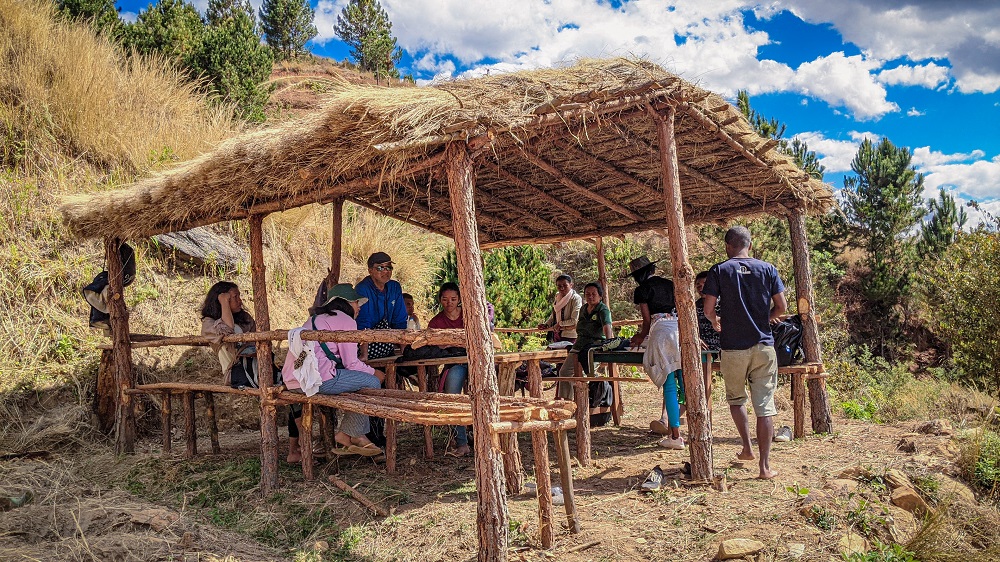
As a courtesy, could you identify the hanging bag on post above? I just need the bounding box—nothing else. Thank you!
[771,315,804,367]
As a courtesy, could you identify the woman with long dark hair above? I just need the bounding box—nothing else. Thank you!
[200,281,256,385]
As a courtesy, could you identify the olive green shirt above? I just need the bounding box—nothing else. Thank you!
[573,302,612,351]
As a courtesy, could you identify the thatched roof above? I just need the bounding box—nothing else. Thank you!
[61,58,834,246]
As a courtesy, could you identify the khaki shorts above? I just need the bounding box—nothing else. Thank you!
[720,344,778,417]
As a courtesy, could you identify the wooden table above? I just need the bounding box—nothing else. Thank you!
[368,349,569,493]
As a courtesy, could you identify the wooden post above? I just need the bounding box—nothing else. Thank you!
[445,141,508,562]
[160,391,172,456]
[250,214,280,495]
[417,365,434,458]
[183,391,196,458]
[301,403,315,481]
[331,198,344,283]
[787,208,833,434]
[573,375,591,465]
[385,363,398,473]
[105,237,136,454]
[650,105,714,482]
[95,349,116,433]
[594,237,610,308]
[527,360,554,548]
[497,362,524,495]
[554,430,580,534]
[792,373,807,439]
[594,237,623,426]
[205,392,221,454]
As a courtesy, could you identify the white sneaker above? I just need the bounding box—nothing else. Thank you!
[657,436,685,450]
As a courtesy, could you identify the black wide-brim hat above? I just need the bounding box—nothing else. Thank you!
[623,255,660,278]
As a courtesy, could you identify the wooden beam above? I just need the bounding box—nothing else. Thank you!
[475,188,551,238]
[446,141,509,562]
[479,219,671,249]
[594,237,610,308]
[551,138,662,202]
[330,198,344,283]
[788,208,833,434]
[249,214,280,495]
[521,149,644,221]
[491,167,594,227]
[105,237,136,454]
[649,105,714,483]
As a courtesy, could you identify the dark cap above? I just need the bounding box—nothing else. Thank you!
[367,252,394,268]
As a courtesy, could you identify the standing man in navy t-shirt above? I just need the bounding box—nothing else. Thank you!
[702,226,787,480]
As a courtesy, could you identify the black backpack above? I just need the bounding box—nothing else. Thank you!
[588,381,613,427]
[772,315,804,367]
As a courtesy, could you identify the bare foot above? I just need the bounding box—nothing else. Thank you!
[758,470,779,480]
[447,444,470,457]
[736,450,755,461]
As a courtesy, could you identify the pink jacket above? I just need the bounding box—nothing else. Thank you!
[281,312,375,389]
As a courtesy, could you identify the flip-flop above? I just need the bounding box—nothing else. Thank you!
[330,445,358,456]
[348,443,383,457]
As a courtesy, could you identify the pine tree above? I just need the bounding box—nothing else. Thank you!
[56,0,123,37]
[194,0,274,122]
[259,0,317,61]
[123,0,204,68]
[333,0,402,80]
[919,188,967,259]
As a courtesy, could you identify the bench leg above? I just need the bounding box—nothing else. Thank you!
[385,364,397,474]
[531,430,554,548]
[204,392,221,454]
[417,366,434,459]
[792,372,807,439]
[318,406,335,458]
[183,391,196,458]
[160,391,171,456]
[301,403,314,481]
[555,430,580,534]
[573,378,591,467]
[498,363,523,495]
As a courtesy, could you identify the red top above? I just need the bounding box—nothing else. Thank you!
[428,311,464,329]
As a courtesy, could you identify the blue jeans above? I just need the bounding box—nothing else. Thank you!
[662,369,684,429]
[317,369,382,437]
[443,364,469,446]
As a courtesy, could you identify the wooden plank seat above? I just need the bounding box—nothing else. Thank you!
[127,382,581,541]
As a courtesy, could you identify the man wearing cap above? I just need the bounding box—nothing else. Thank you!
[355,252,409,335]
[702,226,786,480]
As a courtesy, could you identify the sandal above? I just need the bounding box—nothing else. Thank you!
[348,443,383,457]
[330,444,358,456]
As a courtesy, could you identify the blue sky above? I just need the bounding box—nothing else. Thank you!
[118,0,1000,224]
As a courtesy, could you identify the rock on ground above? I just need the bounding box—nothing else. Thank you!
[718,538,766,560]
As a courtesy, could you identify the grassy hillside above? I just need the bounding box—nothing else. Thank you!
[0,0,445,402]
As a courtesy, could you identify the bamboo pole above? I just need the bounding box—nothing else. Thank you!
[650,105,714,482]
[250,214,280,495]
[787,208,833,434]
[446,141,508,562]
[105,237,136,454]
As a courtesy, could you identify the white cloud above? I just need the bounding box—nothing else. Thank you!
[912,147,987,168]
[121,11,137,24]
[794,131,880,173]
[788,53,898,120]
[877,62,950,89]
[313,0,348,45]
[785,1,1000,94]
[906,107,923,117]
[921,154,1000,202]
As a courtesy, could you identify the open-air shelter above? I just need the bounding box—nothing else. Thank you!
[62,58,835,561]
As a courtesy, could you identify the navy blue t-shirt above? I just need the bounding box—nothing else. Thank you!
[702,258,785,350]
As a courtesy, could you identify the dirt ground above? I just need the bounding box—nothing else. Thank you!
[1,379,993,561]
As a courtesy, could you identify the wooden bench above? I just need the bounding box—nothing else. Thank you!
[127,382,581,546]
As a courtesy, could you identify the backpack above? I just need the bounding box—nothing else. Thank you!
[588,381,613,427]
[230,346,281,389]
[772,315,804,367]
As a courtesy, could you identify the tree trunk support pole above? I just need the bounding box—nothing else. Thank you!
[497,362,524,495]
[331,198,344,283]
[649,105,714,482]
[593,237,624,426]
[250,214,280,495]
[446,141,508,562]
[787,208,833,434]
[527,360,555,548]
[105,237,136,454]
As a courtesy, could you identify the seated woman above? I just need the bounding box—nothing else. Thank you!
[556,282,613,400]
[537,274,582,343]
[282,283,386,457]
[427,282,471,457]
[201,281,257,386]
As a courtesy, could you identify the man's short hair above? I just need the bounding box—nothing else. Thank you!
[724,226,752,250]
[695,270,709,281]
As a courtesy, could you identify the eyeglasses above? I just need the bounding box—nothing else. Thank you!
[374,265,393,272]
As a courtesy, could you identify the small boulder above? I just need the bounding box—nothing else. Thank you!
[825,479,859,494]
[718,538,766,560]
[787,543,806,559]
[798,490,829,517]
[917,418,953,436]
[838,465,870,479]
[887,505,919,543]
[838,532,870,556]
[890,487,930,515]
[884,469,912,490]
[936,475,977,505]
[129,508,178,532]
[897,438,917,453]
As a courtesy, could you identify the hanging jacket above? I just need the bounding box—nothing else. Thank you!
[642,314,681,388]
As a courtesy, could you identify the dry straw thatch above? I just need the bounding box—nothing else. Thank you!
[60,58,834,245]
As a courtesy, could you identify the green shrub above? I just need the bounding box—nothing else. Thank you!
[959,429,1000,496]
[844,541,919,562]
